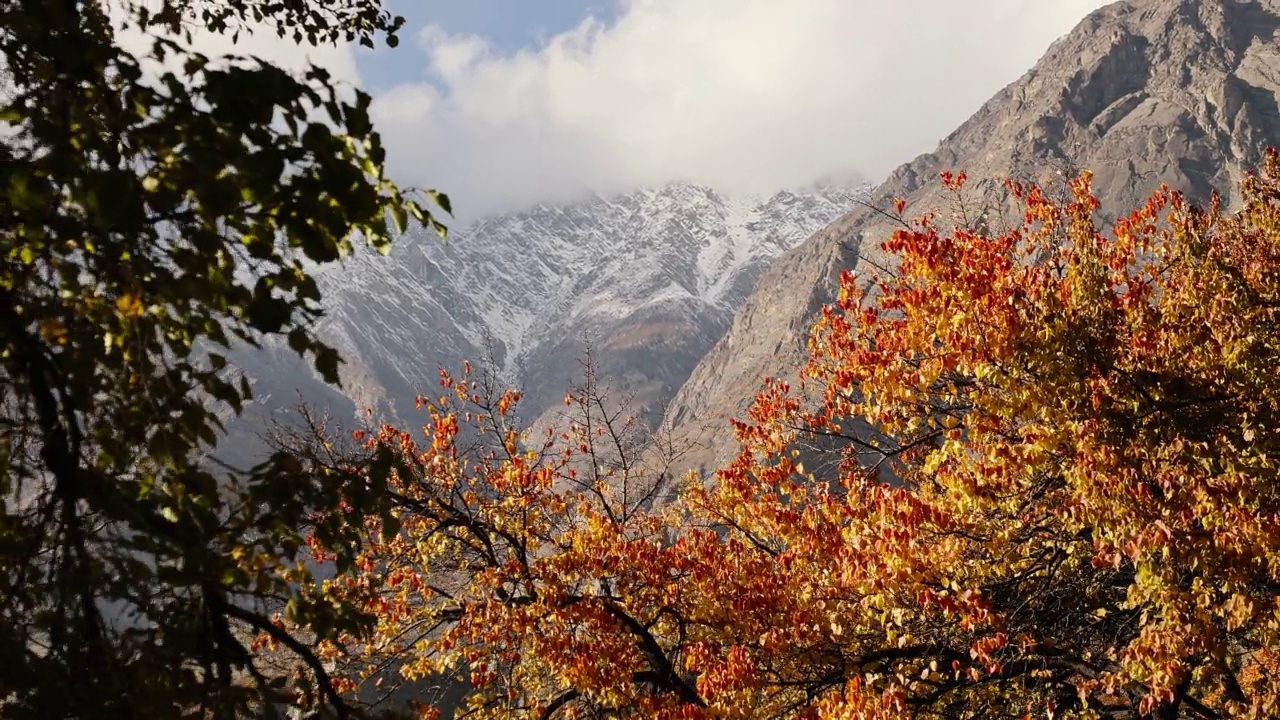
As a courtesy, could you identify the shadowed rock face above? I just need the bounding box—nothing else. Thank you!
[662,0,1280,474]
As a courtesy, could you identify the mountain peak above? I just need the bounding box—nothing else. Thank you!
[662,0,1280,472]
[270,179,871,437]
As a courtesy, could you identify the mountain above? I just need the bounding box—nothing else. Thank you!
[662,0,1280,473]
[217,181,870,461]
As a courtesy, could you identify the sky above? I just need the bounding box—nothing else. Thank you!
[154,0,1111,221]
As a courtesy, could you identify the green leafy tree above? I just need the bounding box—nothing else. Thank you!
[0,1,447,716]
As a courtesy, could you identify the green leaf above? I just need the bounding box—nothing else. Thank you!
[429,189,452,216]
[314,346,341,385]
[287,328,309,354]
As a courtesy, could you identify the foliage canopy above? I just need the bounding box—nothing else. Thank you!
[0,0,446,716]
[301,153,1280,719]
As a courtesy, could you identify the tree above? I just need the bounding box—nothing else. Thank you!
[300,153,1280,719]
[276,358,689,717]
[0,1,447,717]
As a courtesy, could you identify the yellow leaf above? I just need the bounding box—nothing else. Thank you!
[116,292,144,318]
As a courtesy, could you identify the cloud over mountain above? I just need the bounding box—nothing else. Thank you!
[113,1,1108,220]
[371,0,1107,219]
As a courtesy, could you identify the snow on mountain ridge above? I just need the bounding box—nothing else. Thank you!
[301,179,871,424]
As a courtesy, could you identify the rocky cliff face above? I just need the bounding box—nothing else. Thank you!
[663,0,1280,473]
[216,181,869,464]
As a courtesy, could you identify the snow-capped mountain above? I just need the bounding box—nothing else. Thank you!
[222,180,869,457]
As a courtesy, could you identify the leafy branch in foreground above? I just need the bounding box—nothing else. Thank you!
[0,0,447,716]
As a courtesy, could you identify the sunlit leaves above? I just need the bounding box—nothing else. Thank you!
[797,152,1280,718]
[315,153,1280,720]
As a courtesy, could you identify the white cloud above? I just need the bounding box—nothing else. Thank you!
[105,1,1111,222]
[372,0,1108,221]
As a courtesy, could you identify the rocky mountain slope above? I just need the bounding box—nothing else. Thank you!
[662,0,1280,473]
[219,181,869,460]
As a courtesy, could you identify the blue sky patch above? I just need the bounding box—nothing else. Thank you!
[356,0,618,90]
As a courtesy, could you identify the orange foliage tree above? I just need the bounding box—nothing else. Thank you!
[290,150,1280,719]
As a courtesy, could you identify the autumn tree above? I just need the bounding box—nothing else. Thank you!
[270,357,687,717]
[0,1,447,717]
[300,152,1280,720]
[695,156,1280,718]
